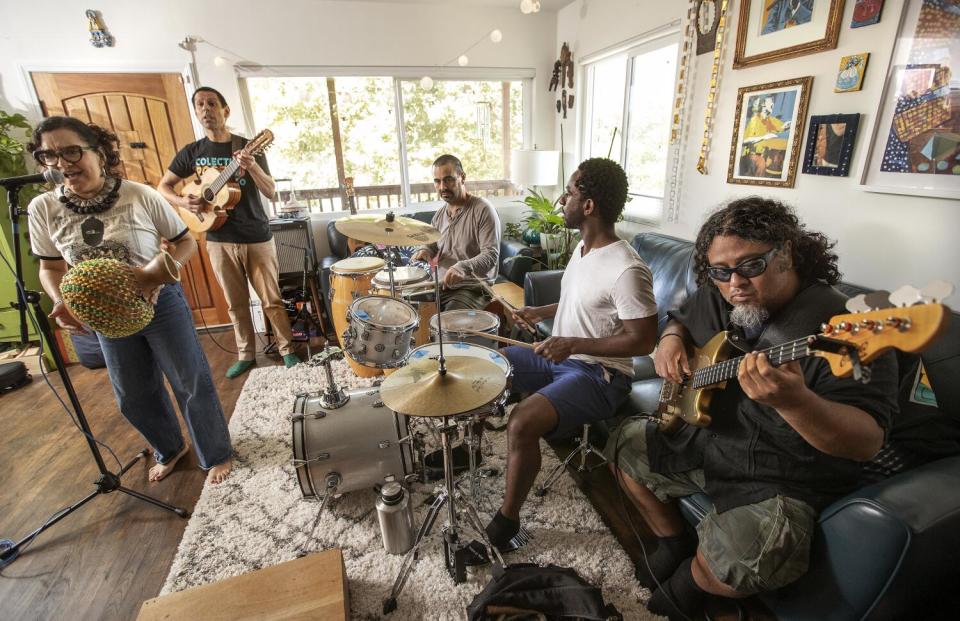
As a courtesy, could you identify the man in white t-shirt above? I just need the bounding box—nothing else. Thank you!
[477,158,659,555]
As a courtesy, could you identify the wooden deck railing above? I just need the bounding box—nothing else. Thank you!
[274,180,515,213]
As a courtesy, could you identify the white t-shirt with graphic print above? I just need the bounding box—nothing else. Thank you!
[553,239,658,377]
[28,180,188,268]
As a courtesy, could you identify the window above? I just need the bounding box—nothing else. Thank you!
[581,34,679,222]
[244,73,528,212]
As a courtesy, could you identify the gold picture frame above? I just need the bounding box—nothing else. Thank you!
[727,76,813,188]
[733,0,846,69]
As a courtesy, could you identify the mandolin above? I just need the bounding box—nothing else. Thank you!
[656,301,951,433]
[177,129,274,233]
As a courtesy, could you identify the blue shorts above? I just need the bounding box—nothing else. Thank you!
[502,346,633,440]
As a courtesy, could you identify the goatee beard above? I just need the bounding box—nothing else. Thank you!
[730,304,769,330]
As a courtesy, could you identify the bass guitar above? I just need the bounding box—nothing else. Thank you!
[656,299,951,433]
[177,129,274,233]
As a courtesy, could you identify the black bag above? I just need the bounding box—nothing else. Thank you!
[466,564,622,621]
[0,361,31,393]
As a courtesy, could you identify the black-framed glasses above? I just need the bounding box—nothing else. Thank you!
[33,146,97,166]
[706,247,779,282]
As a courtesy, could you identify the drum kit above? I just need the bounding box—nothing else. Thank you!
[291,211,524,615]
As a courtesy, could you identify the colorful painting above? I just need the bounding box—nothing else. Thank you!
[879,0,960,176]
[728,77,813,187]
[761,0,815,35]
[851,0,885,28]
[835,53,870,92]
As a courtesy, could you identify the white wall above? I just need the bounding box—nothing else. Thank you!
[557,0,960,306]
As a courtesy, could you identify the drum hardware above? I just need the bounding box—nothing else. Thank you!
[306,347,350,409]
[298,473,341,556]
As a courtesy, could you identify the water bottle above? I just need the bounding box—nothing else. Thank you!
[376,482,415,554]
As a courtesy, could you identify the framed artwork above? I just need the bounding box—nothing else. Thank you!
[851,0,885,28]
[835,52,870,92]
[728,76,813,188]
[696,0,722,55]
[860,0,960,199]
[733,0,846,69]
[802,113,861,176]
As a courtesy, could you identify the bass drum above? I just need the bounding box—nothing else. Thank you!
[291,387,412,499]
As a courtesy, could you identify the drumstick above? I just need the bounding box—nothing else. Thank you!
[477,281,539,335]
[452,328,535,349]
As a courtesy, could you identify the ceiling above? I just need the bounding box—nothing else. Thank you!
[326,0,575,11]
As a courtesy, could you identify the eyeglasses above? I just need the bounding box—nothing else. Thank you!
[706,247,779,282]
[33,146,97,166]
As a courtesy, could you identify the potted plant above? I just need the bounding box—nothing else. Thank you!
[516,188,577,268]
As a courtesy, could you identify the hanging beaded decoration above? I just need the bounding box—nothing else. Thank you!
[696,0,731,175]
[666,0,698,223]
[58,176,122,215]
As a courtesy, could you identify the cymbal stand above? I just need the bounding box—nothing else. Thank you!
[383,415,504,615]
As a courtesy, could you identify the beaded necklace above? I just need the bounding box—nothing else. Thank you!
[58,176,122,215]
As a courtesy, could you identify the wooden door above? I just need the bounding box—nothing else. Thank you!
[30,71,231,327]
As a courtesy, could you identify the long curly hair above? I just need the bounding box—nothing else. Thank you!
[693,196,841,286]
[28,116,124,177]
[576,157,628,225]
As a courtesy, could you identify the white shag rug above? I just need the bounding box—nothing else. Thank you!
[162,362,658,620]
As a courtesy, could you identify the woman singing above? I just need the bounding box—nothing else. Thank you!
[27,116,232,484]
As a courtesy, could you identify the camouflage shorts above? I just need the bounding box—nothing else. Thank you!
[605,419,817,593]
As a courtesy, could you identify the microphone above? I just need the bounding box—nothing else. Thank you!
[0,169,64,189]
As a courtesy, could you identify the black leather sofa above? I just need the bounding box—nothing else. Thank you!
[319,210,536,331]
[523,232,960,620]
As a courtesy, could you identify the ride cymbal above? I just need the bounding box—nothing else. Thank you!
[379,356,506,418]
[335,213,440,246]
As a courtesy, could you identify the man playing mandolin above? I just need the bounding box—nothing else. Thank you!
[606,198,898,619]
[159,87,299,378]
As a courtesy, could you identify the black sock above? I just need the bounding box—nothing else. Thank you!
[647,558,707,621]
[485,510,520,547]
[635,529,697,588]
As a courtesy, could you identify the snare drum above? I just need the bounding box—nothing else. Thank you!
[292,388,412,498]
[408,342,512,418]
[343,295,419,368]
[430,310,500,350]
[372,266,436,347]
[330,257,385,377]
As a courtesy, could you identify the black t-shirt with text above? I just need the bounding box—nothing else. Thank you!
[168,136,272,244]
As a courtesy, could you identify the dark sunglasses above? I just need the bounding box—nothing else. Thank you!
[706,247,779,282]
[33,145,98,166]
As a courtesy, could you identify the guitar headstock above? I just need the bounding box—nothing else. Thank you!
[345,176,355,197]
[817,297,951,378]
[246,129,274,156]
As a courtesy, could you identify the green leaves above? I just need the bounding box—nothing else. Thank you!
[517,188,563,234]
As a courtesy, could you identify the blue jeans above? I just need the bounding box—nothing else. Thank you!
[96,283,231,469]
[502,345,632,440]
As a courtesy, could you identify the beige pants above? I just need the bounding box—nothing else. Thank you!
[207,240,294,359]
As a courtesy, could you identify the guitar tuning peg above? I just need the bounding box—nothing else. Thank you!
[888,285,921,308]
[845,294,870,314]
[863,290,892,310]
[920,280,954,303]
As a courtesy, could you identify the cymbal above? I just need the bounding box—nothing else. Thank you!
[379,356,506,418]
[335,214,440,246]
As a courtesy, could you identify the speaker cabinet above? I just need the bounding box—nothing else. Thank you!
[269,217,317,277]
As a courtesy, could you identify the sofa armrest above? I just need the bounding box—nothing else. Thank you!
[524,270,563,307]
[500,239,535,286]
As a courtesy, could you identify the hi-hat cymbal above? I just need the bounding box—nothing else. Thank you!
[379,356,506,418]
[335,213,440,246]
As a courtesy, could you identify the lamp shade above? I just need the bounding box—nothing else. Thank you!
[510,149,560,186]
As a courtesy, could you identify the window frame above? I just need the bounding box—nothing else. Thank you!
[578,25,681,225]
[236,66,533,211]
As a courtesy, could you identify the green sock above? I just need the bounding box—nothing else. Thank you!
[282,353,301,368]
[226,360,255,379]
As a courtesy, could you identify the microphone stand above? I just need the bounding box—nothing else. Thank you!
[7,186,30,345]
[0,185,188,569]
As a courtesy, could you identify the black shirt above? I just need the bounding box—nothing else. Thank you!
[646,282,898,513]
[168,136,272,244]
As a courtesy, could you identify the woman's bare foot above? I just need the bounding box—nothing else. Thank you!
[206,458,232,485]
[148,445,190,482]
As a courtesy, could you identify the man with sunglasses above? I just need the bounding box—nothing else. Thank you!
[606,198,898,619]
[410,154,500,310]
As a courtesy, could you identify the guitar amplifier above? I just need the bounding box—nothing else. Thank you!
[269,217,317,277]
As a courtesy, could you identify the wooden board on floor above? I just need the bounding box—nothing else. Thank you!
[137,549,348,621]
